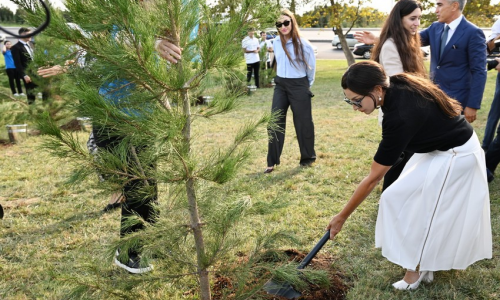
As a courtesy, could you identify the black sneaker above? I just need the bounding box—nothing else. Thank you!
[114,250,153,274]
[103,193,124,212]
[103,202,121,212]
[300,160,315,167]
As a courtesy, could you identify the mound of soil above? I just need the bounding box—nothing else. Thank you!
[60,118,83,131]
[0,139,13,148]
[212,249,349,300]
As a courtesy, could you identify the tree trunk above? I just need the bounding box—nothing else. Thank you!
[334,28,356,66]
[181,87,211,300]
[186,177,211,300]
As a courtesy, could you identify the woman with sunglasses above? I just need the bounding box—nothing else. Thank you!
[264,9,316,173]
[371,0,427,191]
[328,61,491,290]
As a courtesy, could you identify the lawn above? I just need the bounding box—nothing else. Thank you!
[0,60,499,299]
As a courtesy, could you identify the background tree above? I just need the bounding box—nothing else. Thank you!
[325,0,373,66]
[11,0,327,299]
[298,4,385,28]
[0,5,16,23]
[417,0,500,27]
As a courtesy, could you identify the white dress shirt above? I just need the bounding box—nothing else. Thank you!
[273,36,316,86]
[443,15,464,46]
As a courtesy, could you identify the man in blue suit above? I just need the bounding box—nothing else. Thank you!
[419,0,487,123]
[355,0,487,123]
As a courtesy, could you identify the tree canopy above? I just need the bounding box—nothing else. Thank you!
[416,0,500,27]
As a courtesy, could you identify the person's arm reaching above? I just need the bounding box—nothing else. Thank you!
[354,31,378,45]
[327,161,391,239]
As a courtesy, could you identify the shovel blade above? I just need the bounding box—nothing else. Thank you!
[263,279,301,299]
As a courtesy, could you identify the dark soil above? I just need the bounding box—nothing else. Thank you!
[60,118,83,131]
[212,249,349,300]
[0,139,13,148]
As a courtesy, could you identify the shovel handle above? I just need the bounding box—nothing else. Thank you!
[297,230,330,270]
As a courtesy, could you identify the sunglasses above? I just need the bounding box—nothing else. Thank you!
[275,20,291,28]
[343,92,365,108]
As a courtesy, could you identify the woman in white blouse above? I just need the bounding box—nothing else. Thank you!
[264,9,316,173]
[365,0,427,191]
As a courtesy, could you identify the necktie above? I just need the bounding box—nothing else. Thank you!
[25,43,33,59]
[440,25,450,57]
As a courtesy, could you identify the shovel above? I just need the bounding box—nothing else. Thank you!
[263,230,331,299]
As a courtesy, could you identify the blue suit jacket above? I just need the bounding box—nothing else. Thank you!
[420,17,487,109]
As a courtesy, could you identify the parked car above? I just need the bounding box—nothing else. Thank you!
[353,43,373,59]
[264,28,278,40]
[332,34,357,49]
[353,43,430,60]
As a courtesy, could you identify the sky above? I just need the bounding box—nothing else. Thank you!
[0,0,65,12]
[0,0,396,14]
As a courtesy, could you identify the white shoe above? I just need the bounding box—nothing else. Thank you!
[37,92,43,99]
[19,93,26,96]
[114,249,153,274]
[392,271,433,290]
[13,93,20,97]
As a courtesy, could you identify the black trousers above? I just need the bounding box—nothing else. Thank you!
[93,126,158,253]
[246,61,260,88]
[22,77,48,104]
[267,76,316,167]
[6,69,22,94]
[486,122,500,173]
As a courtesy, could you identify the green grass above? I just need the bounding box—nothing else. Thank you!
[0,60,499,299]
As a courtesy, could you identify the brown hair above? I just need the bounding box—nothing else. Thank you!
[341,61,462,117]
[371,0,426,77]
[277,9,307,69]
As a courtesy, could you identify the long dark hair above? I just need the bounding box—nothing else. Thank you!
[277,9,307,70]
[341,61,461,117]
[372,0,426,77]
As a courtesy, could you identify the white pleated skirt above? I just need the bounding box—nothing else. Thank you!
[375,132,492,271]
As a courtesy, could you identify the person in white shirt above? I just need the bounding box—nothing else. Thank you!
[259,31,274,69]
[264,9,316,173]
[241,28,260,88]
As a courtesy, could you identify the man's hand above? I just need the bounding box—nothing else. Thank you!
[464,107,477,123]
[487,34,500,52]
[156,39,182,64]
[37,65,66,78]
[24,75,31,83]
[354,31,377,45]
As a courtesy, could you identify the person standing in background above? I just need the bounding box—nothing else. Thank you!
[264,9,316,173]
[242,28,260,88]
[355,0,487,124]
[11,27,48,104]
[370,0,427,191]
[260,31,273,69]
[2,41,24,97]
[481,19,500,152]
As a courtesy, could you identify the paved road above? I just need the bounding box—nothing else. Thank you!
[313,41,359,60]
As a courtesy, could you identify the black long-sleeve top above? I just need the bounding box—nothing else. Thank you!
[374,84,473,166]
